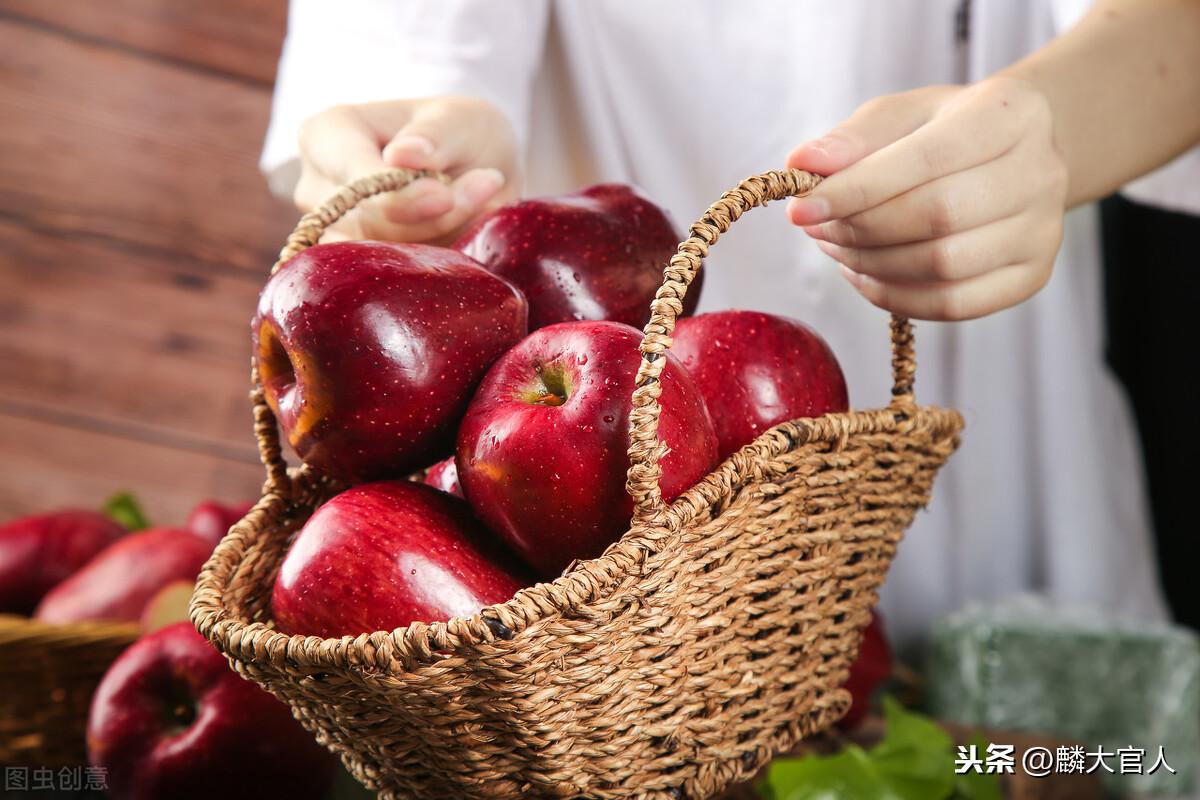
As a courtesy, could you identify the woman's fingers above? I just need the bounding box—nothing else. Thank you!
[789,78,1049,226]
[804,138,1066,248]
[814,209,1062,283]
[838,259,1054,321]
[293,97,518,244]
[296,168,505,244]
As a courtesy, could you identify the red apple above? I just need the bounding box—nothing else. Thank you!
[271,480,530,638]
[457,320,719,577]
[839,610,893,729]
[455,184,697,330]
[0,510,125,615]
[88,621,335,800]
[35,528,212,624]
[423,456,462,498]
[185,499,254,550]
[671,310,849,460]
[253,240,528,482]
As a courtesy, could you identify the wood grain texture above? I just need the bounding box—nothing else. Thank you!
[0,0,288,85]
[0,8,293,523]
[0,17,296,275]
[0,413,262,526]
[0,219,262,458]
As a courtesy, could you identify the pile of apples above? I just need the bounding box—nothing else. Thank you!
[0,183,889,798]
[255,183,853,639]
[0,497,338,799]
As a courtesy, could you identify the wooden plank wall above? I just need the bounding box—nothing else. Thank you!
[0,1,296,525]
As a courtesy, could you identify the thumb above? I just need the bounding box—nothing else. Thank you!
[787,93,935,176]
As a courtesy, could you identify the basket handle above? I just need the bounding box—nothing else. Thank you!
[624,169,916,526]
[251,169,918,516]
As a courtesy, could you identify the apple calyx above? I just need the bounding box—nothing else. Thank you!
[521,363,572,407]
[161,680,198,737]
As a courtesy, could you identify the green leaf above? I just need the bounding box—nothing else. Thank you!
[103,491,151,532]
[755,697,1002,800]
[758,747,902,800]
[868,696,956,799]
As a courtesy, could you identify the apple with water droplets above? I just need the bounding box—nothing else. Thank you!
[271,480,530,638]
[672,310,848,460]
[456,320,719,577]
[455,184,698,330]
[252,241,528,483]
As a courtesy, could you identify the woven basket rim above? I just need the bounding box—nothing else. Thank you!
[0,614,141,645]
[191,401,961,674]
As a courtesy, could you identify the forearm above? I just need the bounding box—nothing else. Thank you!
[1002,0,1200,207]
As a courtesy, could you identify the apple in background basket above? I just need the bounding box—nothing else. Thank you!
[185,499,254,551]
[671,310,849,460]
[457,320,719,578]
[252,241,528,483]
[88,621,336,800]
[423,456,463,498]
[455,184,699,330]
[0,510,125,615]
[34,528,212,624]
[271,480,530,639]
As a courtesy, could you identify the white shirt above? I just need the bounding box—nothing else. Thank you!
[262,1,1173,645]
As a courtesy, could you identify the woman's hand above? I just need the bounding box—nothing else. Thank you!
[294,96,518,243]
[788,77,1068,321]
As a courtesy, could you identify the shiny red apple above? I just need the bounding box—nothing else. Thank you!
[457,320,719,577]
[0,510,125,615]
[88,621,335,800]
[839,610,893,729]
[253,240,528,482]
[185,499,254,551]
[423,457,462,498]
[671,310,849,460]
[35,528,212,624]
[455,184,696,330]
[271,480,529,638]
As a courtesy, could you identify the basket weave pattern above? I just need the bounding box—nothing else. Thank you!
[192,168,963,799]
[0,615,138,765]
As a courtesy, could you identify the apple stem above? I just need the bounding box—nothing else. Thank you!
[533,392,565,407]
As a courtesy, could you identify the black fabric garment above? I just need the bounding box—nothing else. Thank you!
[1100,194,1200,630]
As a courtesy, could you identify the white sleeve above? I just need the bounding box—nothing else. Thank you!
[261,0,550,196]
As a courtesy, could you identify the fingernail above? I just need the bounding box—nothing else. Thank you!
[790,196,831,225]
[458,168,506,206]
[383,134,435,164]
[838,264,864,288]
[815,239,844,260]
[805,223,830,241]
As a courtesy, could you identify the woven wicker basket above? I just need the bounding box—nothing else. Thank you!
[0,614,138,765]
[192,167,963,799]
